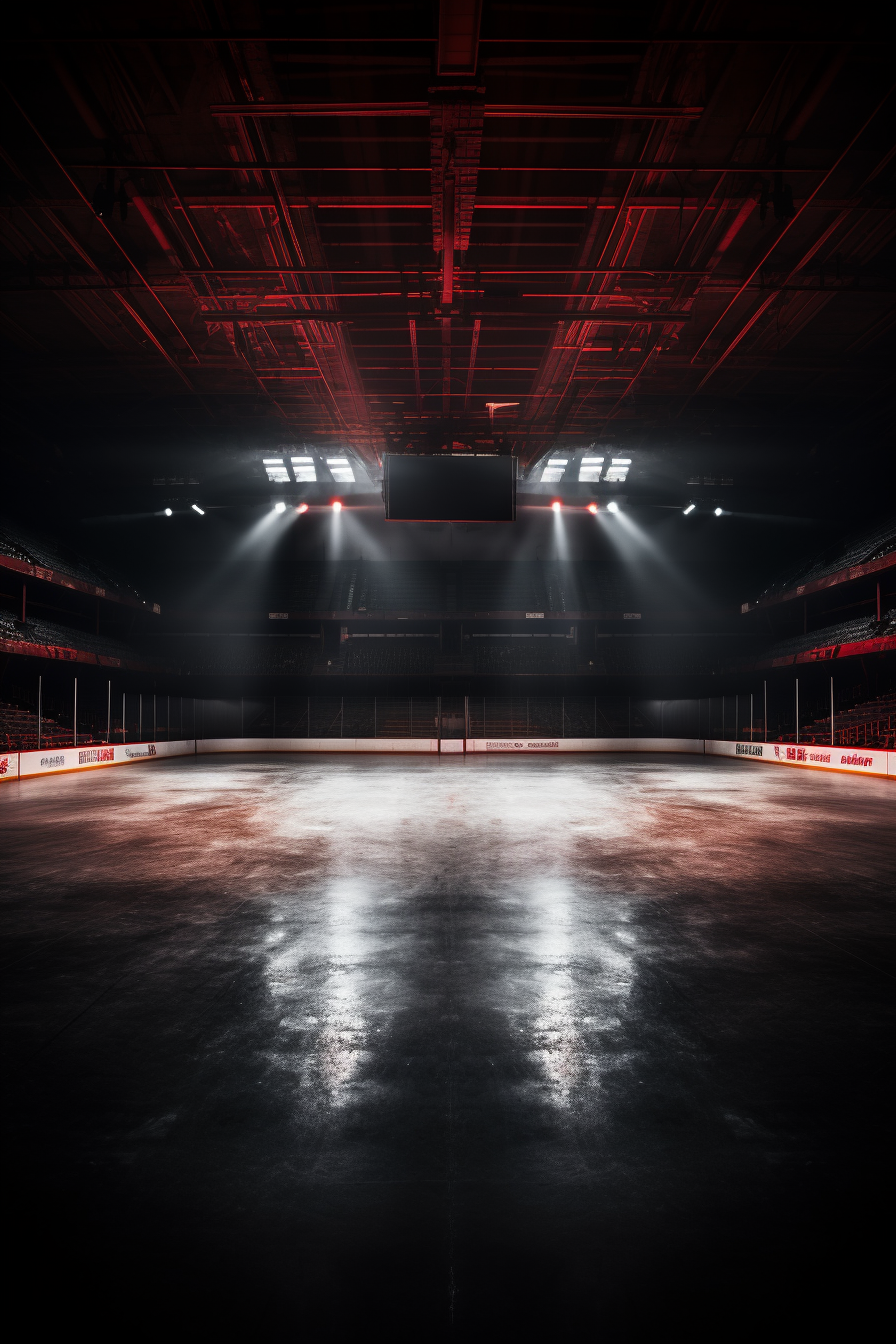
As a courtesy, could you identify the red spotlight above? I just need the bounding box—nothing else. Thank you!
[296,502,308,514]
[332,500,342,513]
[587,502,598,515]
[551,500,562,512]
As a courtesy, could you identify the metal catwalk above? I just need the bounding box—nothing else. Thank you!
[1,755,893,1335]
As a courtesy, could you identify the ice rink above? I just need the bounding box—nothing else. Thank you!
[2,753,893,1334]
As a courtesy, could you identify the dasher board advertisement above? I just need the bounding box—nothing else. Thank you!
[706,739,892,777]
[18,740,194,777]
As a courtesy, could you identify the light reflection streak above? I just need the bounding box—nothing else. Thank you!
[600,506,704,607]
[523,880,636,1110]
[264,880,374,1108]
[551,505,570,561]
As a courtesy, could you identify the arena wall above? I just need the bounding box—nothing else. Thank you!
[196,737,439,755]
[2,738,894,781]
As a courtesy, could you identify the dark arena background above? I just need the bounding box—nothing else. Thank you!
[1,2,894,1337]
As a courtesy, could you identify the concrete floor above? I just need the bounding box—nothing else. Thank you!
[1,754,893,1336]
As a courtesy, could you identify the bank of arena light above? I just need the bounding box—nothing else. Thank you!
[551,500,562,512]
[683,503,696,515]
[714,507,723,516]
[263,457,289,484]
[327,457,355,483]
[164,508,172,517]
[332,500,342,512]
[604,458,631,483]
[296,502,309,515]
[607,501,619,513]
[274,502,286,514]
[191,504,205,515]
[587,502,598,515]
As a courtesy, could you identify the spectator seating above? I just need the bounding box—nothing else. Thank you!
[143,635,319,676]
[246,561,655,614]
[0,700,76,752]
[343,637,436,675]
[592,635,754,677]
[0,612,142,661]
[756,516,896,601]
[803,689,896,749]
[763,609,896,660]
[473,638,577,674]
[0,519,144,603]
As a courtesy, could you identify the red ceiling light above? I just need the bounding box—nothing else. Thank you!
[551,500,562,512]
[296,502,309,514]
[332,500,343,512]
[587,502,598,515]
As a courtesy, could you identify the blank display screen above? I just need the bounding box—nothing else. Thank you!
[384,455,516,521]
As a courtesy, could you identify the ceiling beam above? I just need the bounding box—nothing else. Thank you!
[210,102,704,120]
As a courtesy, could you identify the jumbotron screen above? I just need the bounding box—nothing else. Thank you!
[384,454,517,521]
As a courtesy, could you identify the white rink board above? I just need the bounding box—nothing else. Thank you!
[0,751,19,781]
[706,739,893,778]
[17,740,195,778]
[197,737,439,755]
[466,737,704,754]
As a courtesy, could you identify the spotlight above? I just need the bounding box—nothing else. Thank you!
[607,501,619,513]
[332,500,342,512]
[683,503,696,515]
[191,504,205,515]
[587,502,598,515]
[163,508,172,517]
[714,507,723,516]
[274,502,286,514]
[296,502,309,515]
[551,500,562,512]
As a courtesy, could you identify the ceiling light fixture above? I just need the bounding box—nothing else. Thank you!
[587,502,598,515]
[191,504,205,515]
[714,507,723,516]
[579,457,604,482]
[263,457,289,483]
[604,458,631,483]
[607,501,619,513]
[163,508,172,517]
[274,502,286,513]
[551,500,562,512]
[327,456,355,483]
[332,500,342,512]
[296,502,309,514]
[683,503,696,515]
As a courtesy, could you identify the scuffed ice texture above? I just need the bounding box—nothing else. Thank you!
[1,754,893,1335]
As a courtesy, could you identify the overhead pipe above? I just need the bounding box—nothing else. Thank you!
[2,84,204,382]
[686,85,895,379]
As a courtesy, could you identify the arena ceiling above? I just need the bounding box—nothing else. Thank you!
[1,2,894,499]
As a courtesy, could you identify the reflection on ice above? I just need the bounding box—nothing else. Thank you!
[525,883,636,1109]
[264,880,377,1109]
